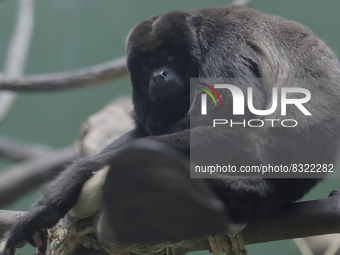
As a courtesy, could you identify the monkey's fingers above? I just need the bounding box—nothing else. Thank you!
[0,207,53,255]
[0,243,15,255]
[0,230,41,255]
[34,230,48,255]
[25,230,48,255]
[0,227,27,255]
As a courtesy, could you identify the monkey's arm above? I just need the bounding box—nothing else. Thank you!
[0,129,143,255]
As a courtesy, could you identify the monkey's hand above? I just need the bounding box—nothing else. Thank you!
[0,157,106,255]
[0,205,60,255]
[1,191,83,255]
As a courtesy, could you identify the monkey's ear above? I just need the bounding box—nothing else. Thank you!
[97,142,228,244]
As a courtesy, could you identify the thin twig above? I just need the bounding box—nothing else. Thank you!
[0,57,128,92]
[0,0,35,124]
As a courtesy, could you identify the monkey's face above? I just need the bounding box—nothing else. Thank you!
[126,46,198,134]
[127,48,195,105]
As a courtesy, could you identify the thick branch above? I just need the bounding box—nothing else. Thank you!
[0,146,76,207]
[167,190,340,254]
[1,191,340,250]
[243,190,340,244]
[0,57,128,92]
[0,211,25,238]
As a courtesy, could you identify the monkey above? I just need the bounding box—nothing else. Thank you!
[2,4,340,255]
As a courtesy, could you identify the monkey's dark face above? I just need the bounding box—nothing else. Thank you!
[147,49,189,104]
[127,47,196,134]
[127,48,194,105]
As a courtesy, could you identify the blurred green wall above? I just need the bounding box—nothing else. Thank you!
[0,1,339,254]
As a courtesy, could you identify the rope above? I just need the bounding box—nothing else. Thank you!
[208,232,247,255]
[48,215,207,255]
[48,213,248,255]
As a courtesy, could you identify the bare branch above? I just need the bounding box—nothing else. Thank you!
[0,0,35,124]
[0,191,339,252]
[0,210,25,239]
[167,190,340,254]
[0,146,77,207]
[0,57,128,92]
[242,190,340,244]
[0,135,53,161]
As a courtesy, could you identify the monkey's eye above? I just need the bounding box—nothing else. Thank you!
[168,54,177,61]
[143,61,153,70]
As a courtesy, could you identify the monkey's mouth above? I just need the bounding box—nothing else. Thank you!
[149,86,184,104]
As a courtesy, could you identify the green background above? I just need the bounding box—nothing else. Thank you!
[0,1,339,254]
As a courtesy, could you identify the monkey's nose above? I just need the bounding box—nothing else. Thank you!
[159,70,167,77]
[153,70,167,79]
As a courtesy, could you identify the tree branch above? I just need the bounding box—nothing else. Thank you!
[1,191,340,251]
[0,211,26,239]
[0,57,128,92]
[242,190,340,245]
[0,146,77,207]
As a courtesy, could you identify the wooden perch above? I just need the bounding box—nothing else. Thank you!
[0,57,128,92]
[0,211,26,238]
[242,190,340,245]
[0,190,340,250]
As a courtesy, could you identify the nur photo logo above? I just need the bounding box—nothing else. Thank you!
[195,79,313,128]
[196,82,222,115]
